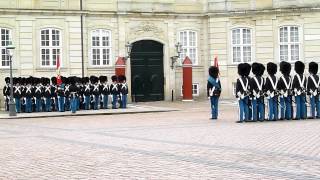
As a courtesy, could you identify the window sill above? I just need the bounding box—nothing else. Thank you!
[35,67,66,72]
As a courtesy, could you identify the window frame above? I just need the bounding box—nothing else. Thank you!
[278,25,301,62]
[178,30,198,65]
[180,83,200,96]
[0,28,12,68]
[231,27,253,64]
[90,29,112,67]
[39,28,62,68]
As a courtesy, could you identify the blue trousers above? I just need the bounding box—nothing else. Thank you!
[210,96,219,119]
[121,95,128,109]
[295,95,306,119]
[65,97,70,111]
[310,96,319,118]
[70,96,77,113]
[25,97,32,113]
[280,96,292,120]
[252,98,264,121]
[58,96,65,112]
[93,95,100,110]
[84,95,90,110]
[15,98,21,113]
[35,98,42,112]
[112,94,118,109]
[102,95,109,109]
[45,97,51,112]
[76,97,80,110]
[268,97,278,120]
[238,97,249,122]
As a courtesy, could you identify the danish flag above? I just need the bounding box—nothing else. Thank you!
[56,55,62,85]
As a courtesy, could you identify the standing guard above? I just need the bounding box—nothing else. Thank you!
[24,77,34,113]
[64,77,71,111]
[69,76,79,113]
[3,77,10,111]
[207,66,221,120]
[110,75,119,109]
[292,61,306,120]
[91,76,100,110]
[250,63,265,122]
[307,62,319,119]
[13,77,22,113]
[57,76,66,112]
[278,61,292,120]
[244,63,253,121]
[265,62,278,121]
[100,76,109,109]
[34,77,43,112]
[20,78,27,113]
[76,77,83,110]
[83,77,91,110]
[236,63,250,123]
[50,77,58,112]
[119,75,129,109]
[43,78,52,112]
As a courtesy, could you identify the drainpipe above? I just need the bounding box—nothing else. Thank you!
[80,0,84,77]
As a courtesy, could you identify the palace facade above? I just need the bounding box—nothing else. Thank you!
[1,0,320,107]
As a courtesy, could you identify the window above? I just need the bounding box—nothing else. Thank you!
[91,29,112,66]
[232,28,252,63]
[279,26,300,62]
[40,28,61,67]
[181,83,200,96]
[179,30,198,65]
[0,28,11,68]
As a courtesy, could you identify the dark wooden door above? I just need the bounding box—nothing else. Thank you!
[131,40,164,102]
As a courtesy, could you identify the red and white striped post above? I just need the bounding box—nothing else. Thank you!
[182,56,193,101]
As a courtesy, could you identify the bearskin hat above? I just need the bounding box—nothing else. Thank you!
[257,63,265,77]
[90,75,97,83]
[267,62,277,75]
[280,61,291,76]
[243,63,251,77]
[5,77,10,83]
[309,62,318,75]
[251,63,260,76]
[13,77,18,85]
[68,76,75,85]
[99,76,107,83]
[51,77,57,85]
[82,77,89,83]
[118,75,125,83]
[209,66,219,78]
[21,77,26,85]
[111,75,118,82]
[294,61,305,74]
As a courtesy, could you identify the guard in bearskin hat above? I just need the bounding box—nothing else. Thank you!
[265,62,278,121]
[90,76,100,110]
[292,61,306,120]
[24,77,34,113]
[64,77,71,111]
[250,63,265,121]
[51,77,58,111]
[207,66,221,120]
[34,77,44,112]
[99,76,109,109]
[43,78,52,112]
[69,76,79,113]
[3,77,10,111]
[118,75,129,109]
[277,61,292,120]
[110,75,119,109]
[307,62,319,119]
[244,63,253,121]
[75,77,83,110]
[20,77,27,112]
[13,77,22,113]
[57,76,66,112]
[83,77,91,110]
[235,63,250,123]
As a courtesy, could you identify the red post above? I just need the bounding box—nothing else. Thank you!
[115,57,126,76]
[182,56,193,101]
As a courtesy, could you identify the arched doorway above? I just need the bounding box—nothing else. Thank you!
[130,40,164,102]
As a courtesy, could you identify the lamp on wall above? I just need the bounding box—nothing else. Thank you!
[124,42,133,60]
[170,42,182,69]
[6,41,16,116]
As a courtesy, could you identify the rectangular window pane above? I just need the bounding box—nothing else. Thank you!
[102,48,107,65]
[280,45,288,61]
[232,29,240,45]
[291,44,299,61]
[243,46,251,62]
[243,29,251,44]
[1,48,9,67]
[52,30,60,46]
[179,48,187,62]
[280,27,288,43]
[189,31,196,47]
[189,48,196,64]
[233,46,241,62]
[290,27,299,42]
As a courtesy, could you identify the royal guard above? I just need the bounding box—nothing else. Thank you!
[3,77,10,111]
[100,76,109,109]
[13,77,22,113]
[265,62,278,121]
[69,76,79,113]
[307,62,319,119]
[76,77,83,110]
[119,75,129,108]
[235,63,250,123]
[20,77,27,112]
[292,61,306,120]
[207,66,221,120]
[250,63,265,122]
[24,77,34,113]
[33,77,43,112]
[83,77,91,110]
[90,76,100,110]
[110,75,119,109]
[43,78,52,112]
[50,77,58,111]
[64,77,71,111]
[278,61,292,120]
[57,76,66,112]
[243,63,253,120]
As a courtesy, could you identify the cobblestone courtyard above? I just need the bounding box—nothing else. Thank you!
[1,100,320,179]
